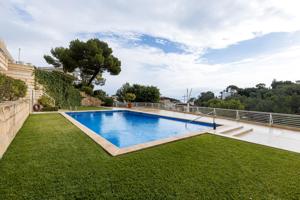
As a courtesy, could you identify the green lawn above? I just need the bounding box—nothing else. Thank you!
[75,106,110,111]
[0,114,300,199]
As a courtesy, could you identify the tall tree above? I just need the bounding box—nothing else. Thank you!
[194,91,215,106]
[44,39,121,86]
[256,83,266,89]
[226,85,239,92]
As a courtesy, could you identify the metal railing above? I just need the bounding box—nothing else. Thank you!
[114,102,300,130]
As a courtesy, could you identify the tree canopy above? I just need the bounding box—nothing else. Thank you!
[206,99,245,110]
[116,83,160,103]
[194,91,215,106]
[271,79,293,89]
[44,39,121,86]
[194,80,300,114]
[93,89,108,101]
[226,85,239,92]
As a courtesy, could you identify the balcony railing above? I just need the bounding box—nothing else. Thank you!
[113,102,300,130]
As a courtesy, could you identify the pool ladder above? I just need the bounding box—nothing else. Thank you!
[185,111,216,130]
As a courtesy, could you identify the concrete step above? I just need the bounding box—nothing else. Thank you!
[219,126,244,134]
[233,128,254,137]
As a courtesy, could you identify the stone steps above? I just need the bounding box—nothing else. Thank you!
[218,126,253,137]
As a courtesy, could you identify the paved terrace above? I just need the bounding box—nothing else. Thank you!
[129,107,300,153]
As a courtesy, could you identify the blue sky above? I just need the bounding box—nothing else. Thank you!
[12,5,33,22]
[202,31,300,64]
[1,0,300,99]
[79,32,188,54]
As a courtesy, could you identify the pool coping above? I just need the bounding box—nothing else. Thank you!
[60,110,217,156]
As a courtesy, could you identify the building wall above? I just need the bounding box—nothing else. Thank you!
[0,39,14,71]
[0,50,9,71]
[0,99,30,158]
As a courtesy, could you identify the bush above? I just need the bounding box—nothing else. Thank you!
[81,86,93,96]
[207,99,245,110]
[41,106,59,111]
[38,95,54,107]
[0,73,27,102]
[93,89,107,101]
[11,79,27,99]
[103,97,114,107]
[124,93,136,102]
[35,69,81,108]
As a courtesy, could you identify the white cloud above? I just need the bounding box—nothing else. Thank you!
[101,41,300,98]
[1,0,300,98]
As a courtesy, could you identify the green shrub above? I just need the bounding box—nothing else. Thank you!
[93,89,107,101]
[0,73,27,102]
[81,86,93,96]
[74,83,83,89]
[11,79,27,99]
[35,69,81,108]
[124,93,136,102]
[38,95,54,107]
[41,106,59,111]
[207,99,245,110]
[103,97,114,107]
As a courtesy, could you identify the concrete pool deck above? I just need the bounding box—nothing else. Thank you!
[129,107,300,153]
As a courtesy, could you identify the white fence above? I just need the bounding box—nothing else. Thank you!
[114,102,300,130]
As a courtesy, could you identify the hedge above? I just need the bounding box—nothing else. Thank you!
[41,106,59,111]
[0,73,27,102]
[103,97,114,106]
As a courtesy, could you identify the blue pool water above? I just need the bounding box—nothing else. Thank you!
[67,110,214,148]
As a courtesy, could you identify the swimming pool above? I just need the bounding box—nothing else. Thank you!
[64,110,215,155]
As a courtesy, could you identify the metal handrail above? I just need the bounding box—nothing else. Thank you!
[185,111,216,130]
[113,102,300,129]
[186,111,214,124]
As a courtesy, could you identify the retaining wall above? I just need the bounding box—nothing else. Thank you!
[0,99,30,158]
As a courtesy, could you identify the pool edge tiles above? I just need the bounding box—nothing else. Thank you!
[60,110,215,156]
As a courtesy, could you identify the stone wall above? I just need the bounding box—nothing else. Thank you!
[80,92,102,107]
[0,99,30,158]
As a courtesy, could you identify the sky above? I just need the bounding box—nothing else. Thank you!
[1,0,300,100]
